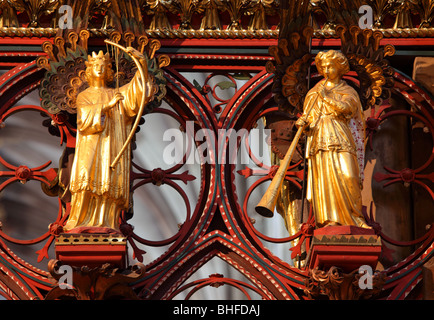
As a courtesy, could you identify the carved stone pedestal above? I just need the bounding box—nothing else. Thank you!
[307,226,382,273]
[47,233,146,300]
[304,266,386,300]
[305,226,385,300]
[45,260,146,300]
[55,233,127,269]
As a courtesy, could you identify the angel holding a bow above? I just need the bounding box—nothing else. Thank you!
[63,48,156,234]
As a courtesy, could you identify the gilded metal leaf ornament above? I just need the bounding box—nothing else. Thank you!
[392,0,418,28]
[365,0,399,27]
[1,1,434,38]
[0,0,19,27]
[146,0,173,30]
[197,0,224,30]
[219,0,250,30]
[415,0,434,27]
[8,0,58,27]
[166,0,200,29]
[244,0,277,30]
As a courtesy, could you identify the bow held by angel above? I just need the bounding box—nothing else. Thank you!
[125,46,145,60]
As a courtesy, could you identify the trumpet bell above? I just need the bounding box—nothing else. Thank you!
[254,125,307,220]
[255,205,274,218]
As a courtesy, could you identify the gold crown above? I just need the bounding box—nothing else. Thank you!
[86,50,111,66]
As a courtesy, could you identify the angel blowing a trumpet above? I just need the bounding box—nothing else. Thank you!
[295,50,368,229]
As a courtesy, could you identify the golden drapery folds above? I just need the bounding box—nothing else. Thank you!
[63,51,154,234]
[295,50,368,229]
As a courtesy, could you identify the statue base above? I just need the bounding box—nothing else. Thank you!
[55,233,127,268]
[307,226,382,273]
[46,260,146,300]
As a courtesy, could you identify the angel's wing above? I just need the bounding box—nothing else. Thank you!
[266,0,313,117]
[338,25,395,111]
[37,31,91,115]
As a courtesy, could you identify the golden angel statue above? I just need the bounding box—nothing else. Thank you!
[258,6,394,266]
[295,50,368,228]
[37,32,168,236]
[63,49,157,234]
[258,50,368,230]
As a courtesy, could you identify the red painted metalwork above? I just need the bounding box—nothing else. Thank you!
[0,35,433,300]
[158,37,434,48]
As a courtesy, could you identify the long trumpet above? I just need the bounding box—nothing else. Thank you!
[255,124,306,217]
[255,82,325,218]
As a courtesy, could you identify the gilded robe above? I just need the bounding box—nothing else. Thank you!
[64,72,150,232]
[301,79,367,228]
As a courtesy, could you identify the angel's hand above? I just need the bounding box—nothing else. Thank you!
[319,86,327,99]
[295,116,307,129]
[106,92,124,110]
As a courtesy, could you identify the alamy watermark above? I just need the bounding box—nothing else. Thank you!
[57,264,73,289]
[358,265,375,289]
[162,121,271,165]
[358,5,374,30]
[58,5,73,29]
